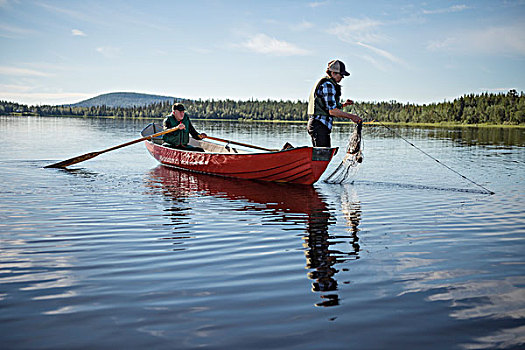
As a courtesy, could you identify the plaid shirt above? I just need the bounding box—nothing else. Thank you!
[313,80,338,130]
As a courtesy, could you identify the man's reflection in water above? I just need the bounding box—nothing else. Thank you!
[304,187,361,307]
[147,166,361,307]
[144,168,201,250]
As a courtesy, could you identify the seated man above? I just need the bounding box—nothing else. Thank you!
[162,103,207,151]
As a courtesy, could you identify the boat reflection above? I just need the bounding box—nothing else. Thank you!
[147,165,361,307]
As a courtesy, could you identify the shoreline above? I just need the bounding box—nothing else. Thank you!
[2,114,524,128]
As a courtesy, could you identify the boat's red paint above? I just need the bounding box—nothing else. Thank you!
[144,141,337,185]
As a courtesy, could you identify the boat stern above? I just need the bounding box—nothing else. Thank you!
[309,147,338,183]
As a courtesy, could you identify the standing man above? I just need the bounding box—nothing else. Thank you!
[162,102,207,151]
[307,59,362,147]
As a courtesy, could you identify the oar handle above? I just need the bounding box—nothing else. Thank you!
[99,126,180,154]
[205,136,277,152]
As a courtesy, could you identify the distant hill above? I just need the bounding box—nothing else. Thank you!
[69,92,182,108]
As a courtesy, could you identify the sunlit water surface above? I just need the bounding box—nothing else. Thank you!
[1,116,524,349]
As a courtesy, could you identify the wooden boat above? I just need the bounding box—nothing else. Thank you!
[141,123,338,185]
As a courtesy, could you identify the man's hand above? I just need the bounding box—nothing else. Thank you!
[350,114,362,123]
[198,133,207,139]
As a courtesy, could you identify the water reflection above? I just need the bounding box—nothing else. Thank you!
[304,189,361,307]
[354,123,525,147]
[433,127,525,147]
[146,165,361,307]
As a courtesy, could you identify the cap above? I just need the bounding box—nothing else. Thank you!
[327,60,350,76]
[172,103,185,111]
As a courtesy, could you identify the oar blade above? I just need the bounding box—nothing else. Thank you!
[43,126,180,169]
[44,151,102,169]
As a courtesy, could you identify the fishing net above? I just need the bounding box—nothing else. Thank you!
[329,106,493,194]
[324,121,363,184]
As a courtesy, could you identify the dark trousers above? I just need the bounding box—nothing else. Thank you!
[307,118,331,147]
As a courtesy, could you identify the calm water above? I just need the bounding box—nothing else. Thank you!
[1,116,524,349]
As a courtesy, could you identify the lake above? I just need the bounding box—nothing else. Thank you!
[1,116,524,349]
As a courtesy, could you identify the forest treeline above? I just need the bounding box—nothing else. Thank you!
[1,90,523,125]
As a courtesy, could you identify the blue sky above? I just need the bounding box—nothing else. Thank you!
[1,0,524,106]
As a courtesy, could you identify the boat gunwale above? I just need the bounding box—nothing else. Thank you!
[140,122,336,157]
[144,138,333,157]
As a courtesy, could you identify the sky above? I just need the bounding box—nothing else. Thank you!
[1,0,524,106]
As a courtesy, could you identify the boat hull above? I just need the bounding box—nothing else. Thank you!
[144,141,337,185]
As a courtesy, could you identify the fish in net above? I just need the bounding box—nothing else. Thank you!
[324,121,363,184]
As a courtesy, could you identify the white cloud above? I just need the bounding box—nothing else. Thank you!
[427,23,525,56]
[37,2,88,22]
[0,84,33,92]
[0,66,51,77]
[359,54,387,71]
[427,37,456,51]
[291,20,314,31]
[71,29,86,36]
[0,91,92,105]
[239,34,310,56]
[356,42,405,65]
[0,23,37,38]
[96,46,121,58]
[328,17,404,69]
[328,17,385,44]
[422,4,470,15]
[308,1,329,8]
[38,2,164,31]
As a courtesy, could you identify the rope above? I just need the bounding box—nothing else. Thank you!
[356,106,494,195]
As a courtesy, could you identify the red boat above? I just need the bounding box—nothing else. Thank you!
[141,123,338,185]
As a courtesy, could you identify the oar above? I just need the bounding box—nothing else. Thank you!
[44,126,181,169]
[205,136,278,152]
